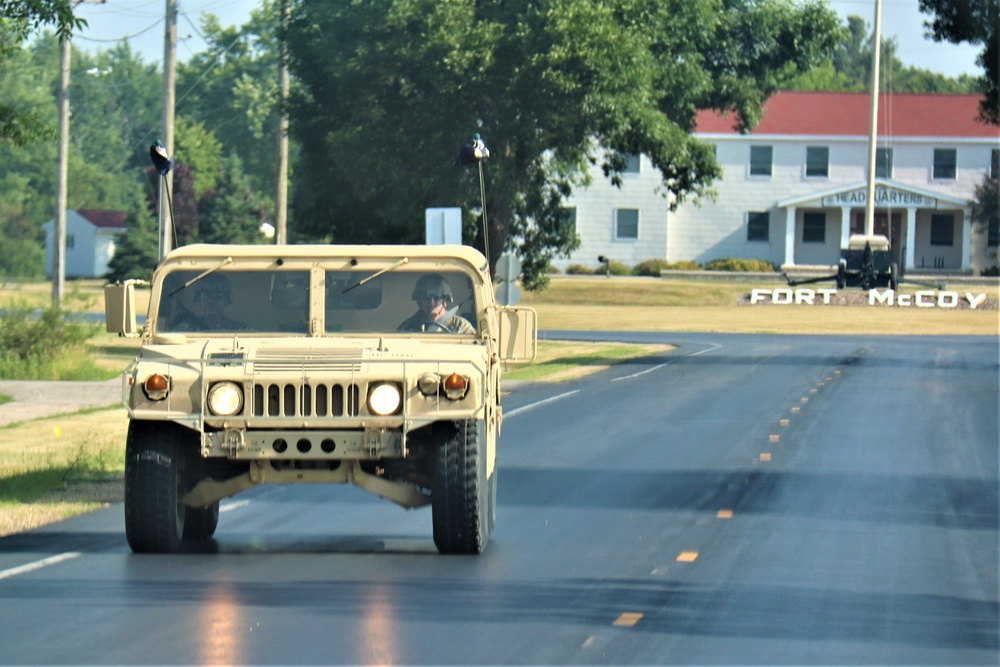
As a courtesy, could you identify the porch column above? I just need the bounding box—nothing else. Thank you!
[840,206,851,248]
[784,206,796,266]
[961,207,972,270]
[905,207,917,271]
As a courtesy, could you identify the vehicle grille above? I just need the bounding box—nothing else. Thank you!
[252,382,362,417]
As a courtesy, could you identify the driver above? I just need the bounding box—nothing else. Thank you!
[397,273,475,334]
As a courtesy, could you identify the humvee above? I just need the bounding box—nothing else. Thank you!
[104,244,536,554]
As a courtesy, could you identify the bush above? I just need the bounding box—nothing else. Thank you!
[632,259,672,276]
[666,260,704,271]
[597,260,631,276]
[704,258,777,272]
[0,304,103,380]
[566,264,595,275]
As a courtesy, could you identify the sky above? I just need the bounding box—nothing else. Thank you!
[70,0,983,80]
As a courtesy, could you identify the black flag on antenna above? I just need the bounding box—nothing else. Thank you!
[149,139,173,175]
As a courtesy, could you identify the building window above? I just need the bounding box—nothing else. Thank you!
[875,148,893,178]
[991,149,999,180]
[66,234,75,249]
[802,212,826,243]
[623,155,640,173]
[750,146,772,176]
[615,208,639,240]
[930,214,954,246]
[747,211,770,241]
[806,146,829,177]
[933,148,957,179]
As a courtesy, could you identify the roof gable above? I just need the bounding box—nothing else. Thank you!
[696,91,999,139]
[76,209,127,229]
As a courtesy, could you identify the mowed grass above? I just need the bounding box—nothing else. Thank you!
[0,274,996,536]
[522,277,1000,335]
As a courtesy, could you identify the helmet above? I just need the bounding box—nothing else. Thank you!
[411,273,453,304]
[194,273,232,304]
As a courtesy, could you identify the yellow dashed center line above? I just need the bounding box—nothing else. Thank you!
[717,509,733,519]
[613,613,643,627]
[677,551,699,562]
[760,452,772,461]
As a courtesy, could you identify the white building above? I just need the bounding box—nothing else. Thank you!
[43,209,126,278]
[558,92,1000,274]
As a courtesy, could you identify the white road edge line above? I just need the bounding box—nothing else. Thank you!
[610,343,722,382]
[0,552,81,581]
[504,390,580,419]
[611,363,668,382]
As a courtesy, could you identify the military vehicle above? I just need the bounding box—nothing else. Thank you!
[104,244,536,554]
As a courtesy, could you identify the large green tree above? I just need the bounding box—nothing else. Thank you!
[287,0,841,288]
[787,14,979,94]
[0,0,82,144]
[919,0,999,124]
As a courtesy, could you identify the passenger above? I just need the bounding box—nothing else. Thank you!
[171,273,247,332]
[398,274,475,334]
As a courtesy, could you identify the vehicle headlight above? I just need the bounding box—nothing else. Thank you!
[207,382,243,416]
[142,373,169,401]
[368,382,402,416]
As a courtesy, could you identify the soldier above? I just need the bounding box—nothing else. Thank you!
[398,273,475,334]
[171,273,247,332]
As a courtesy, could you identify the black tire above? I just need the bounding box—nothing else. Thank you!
[124,420,192,553]
[432,419,493,554]
[183,502,220,540]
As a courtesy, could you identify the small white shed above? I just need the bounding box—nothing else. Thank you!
[43,209,126,279]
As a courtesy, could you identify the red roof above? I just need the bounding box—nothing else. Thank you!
[77,209,127,229]
[696,91,999,138]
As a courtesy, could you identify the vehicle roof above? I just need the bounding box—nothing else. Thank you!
[163,244,490,272]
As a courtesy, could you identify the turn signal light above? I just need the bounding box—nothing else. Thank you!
[143,373,169,401]
[442,373,468,400]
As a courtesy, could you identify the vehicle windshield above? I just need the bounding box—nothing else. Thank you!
[155,268,478,335]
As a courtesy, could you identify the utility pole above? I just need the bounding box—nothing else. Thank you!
[160,0,177,259]
[52,0,105,307]
[275,0,290,246]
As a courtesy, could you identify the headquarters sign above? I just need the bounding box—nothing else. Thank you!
[821,187,938,209]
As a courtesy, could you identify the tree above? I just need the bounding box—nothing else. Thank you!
[787,14,978,94]
[0,0,84,144]
[197,153,270,245]
[972,170,999,271]
[287,0,842,288]
[919,0,1000,124]
[177,1,286,199]
[106,187,159,282]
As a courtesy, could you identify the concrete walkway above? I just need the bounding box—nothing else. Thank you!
[0,379,122,426]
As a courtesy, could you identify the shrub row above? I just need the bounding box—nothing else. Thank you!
[563,257,777,276]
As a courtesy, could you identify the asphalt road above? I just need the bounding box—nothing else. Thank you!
[0,333,997,665]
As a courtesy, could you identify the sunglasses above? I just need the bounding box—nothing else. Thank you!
[199,290,228,299]
[418,294,447,302]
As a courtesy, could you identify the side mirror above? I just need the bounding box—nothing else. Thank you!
[497,306,537,364]
[104,281,140,337]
